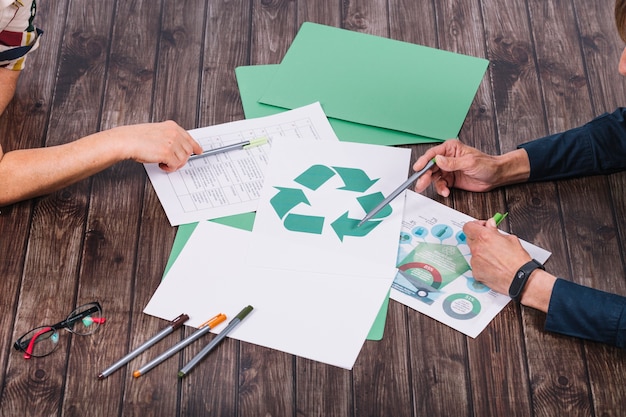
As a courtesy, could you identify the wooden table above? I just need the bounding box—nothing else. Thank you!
[1,1,625,416]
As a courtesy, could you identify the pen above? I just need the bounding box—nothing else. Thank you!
[188,137,268,161]
[98,313,189,380]
[132,313,226,378]
[493,212,508,226]
[358,158,436,227]
[178,305,253,378]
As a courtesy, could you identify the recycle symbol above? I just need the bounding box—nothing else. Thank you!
[269,164,393,241]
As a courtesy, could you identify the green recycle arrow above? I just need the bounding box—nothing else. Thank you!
[294,165,336,190]
[294,164,379,192]
[357,192,392,219]
[284,213,325,234]
[270,187,310,219]
[333,167,379,192]
[331,211,380,241]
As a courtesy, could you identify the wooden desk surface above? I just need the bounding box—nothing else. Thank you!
[1,1,626,416]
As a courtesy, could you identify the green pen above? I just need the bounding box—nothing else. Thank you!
[493,212,508,226]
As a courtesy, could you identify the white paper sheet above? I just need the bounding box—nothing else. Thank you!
[391,191,552,338]
[144,139,412,369]
[247,139,412,279]
[143,221,393,369]
[144,102,338,226]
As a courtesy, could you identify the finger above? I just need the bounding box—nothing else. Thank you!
[413,169,436,192]
[186,135,203,156]
[462,220,484,239]
[158,162,176,172]
[433,175,451,197]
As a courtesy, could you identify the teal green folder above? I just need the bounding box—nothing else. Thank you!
[259,22,489,141]
[236,64,434,145]
[163,213,389,340]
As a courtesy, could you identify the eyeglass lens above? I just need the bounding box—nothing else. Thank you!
[14,302,105,359]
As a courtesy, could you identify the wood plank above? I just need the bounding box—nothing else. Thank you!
[482,0,594,416]
[0,0,68,402]
[0,1,114,415]
[62,1,169,416]
[526,1,619,416]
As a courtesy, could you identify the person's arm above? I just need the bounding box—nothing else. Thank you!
[0,121,202,206]
[520,108,626,181]
[463,218,626,348]
[545,279,626,348]
[0,68,20,115]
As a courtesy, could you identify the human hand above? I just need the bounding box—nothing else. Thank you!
[462,218,532,295]
[108,121,203,172]
[413,140,530,197]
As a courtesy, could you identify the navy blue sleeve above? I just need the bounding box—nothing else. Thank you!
[518,108,626,181]
[545,278,626,348]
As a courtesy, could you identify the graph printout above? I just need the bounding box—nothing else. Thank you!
[391,191,551,337]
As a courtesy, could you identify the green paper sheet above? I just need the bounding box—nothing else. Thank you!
[236,64,436,145]
[163,212,389,340]
[259,22,489,141]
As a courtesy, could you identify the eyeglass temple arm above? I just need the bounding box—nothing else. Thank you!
[22,326,53,359]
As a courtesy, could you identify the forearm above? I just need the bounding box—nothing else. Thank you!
[491,148,531,188]
[518,108,626,181]
[0,68,20,116]
[544,279,626,348]
[0,131,126,206]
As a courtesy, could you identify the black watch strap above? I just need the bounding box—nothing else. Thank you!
[509,259,545,302]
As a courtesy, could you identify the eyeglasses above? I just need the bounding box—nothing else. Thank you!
[13,301,106,359]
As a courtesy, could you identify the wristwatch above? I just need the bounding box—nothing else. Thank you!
[509,259,545,302]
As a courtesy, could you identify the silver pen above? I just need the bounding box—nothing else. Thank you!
[98,313,189,379]
[358,158,436,227]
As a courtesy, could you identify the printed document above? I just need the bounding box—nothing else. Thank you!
[144,102,338,225]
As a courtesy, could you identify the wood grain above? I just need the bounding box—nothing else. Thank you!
[1,1,626,416]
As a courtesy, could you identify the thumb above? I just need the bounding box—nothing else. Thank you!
[434,155,453,171]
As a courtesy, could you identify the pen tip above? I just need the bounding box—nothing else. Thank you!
[132,370,141,378]
[97,373,104,380]
[177,371,186,378]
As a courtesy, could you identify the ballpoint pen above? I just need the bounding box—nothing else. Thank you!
[188,137,268,161]
[98,313,189,379]
[178,305,253,378]
[132,313,226,378]
[358,158,436,227]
